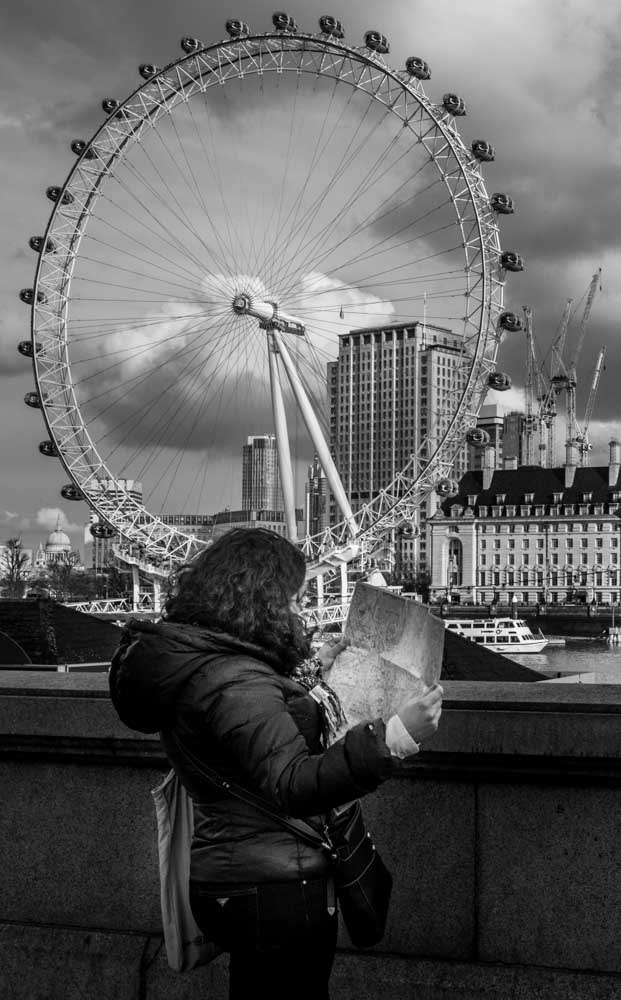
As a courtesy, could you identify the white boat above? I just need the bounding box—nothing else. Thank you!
[443,617,548,653]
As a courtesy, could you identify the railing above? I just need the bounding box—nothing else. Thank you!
[112,544,172,579]
[67,586,410,623]
[304,587,408,629]
[65,596,154,615]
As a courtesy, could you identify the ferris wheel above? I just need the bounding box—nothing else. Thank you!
[18,13,522,578]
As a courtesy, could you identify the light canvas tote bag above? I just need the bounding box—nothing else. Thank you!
[151,768,221,972]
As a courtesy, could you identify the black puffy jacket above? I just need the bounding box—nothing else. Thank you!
[109,619,394,884]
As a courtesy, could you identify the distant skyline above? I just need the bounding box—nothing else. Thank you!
[2,0,621,551]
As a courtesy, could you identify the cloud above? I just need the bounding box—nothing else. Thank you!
[0,510,32,536]
[35,507,82,534]
[67,266,397,466]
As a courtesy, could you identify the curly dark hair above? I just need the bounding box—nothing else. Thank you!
[163,527,311,671]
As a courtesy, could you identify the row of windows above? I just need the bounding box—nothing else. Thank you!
[479,522,616,533]
[471,505,620,518]
[481,537,617,549]
[480,553,616,567]
[473,492,621,505]
[478,573,619,587]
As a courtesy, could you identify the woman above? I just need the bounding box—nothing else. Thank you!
[109,527,442,1000]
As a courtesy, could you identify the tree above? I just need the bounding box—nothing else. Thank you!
[0,537,31,598]
[43,551,80,602]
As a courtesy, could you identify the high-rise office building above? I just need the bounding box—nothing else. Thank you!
[241,435,283,511]
[328,321,467,571]
[304,455,328,537]
[503,411,527,466]
[469,407,529,472]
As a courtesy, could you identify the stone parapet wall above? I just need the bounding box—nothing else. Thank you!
[1,672,620,999]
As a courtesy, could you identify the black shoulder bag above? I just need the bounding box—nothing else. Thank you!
[173,735,393,949]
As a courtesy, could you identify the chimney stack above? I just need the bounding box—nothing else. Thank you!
[482,445,495,490]
[609,439,621,487]
[565,443,577,489]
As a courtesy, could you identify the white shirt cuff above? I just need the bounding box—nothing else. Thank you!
[385,714,420,759]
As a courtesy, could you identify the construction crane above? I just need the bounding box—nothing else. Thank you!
[575,346,606,465]
[537,298,573,467]
[564,269,602,452]
[522,306,546,465]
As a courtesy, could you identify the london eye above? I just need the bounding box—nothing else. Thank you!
[18,14,520,584]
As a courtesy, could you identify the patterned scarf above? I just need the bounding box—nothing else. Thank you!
[290,656,348,744]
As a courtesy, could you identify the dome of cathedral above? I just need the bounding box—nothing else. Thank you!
[45,522,71,553]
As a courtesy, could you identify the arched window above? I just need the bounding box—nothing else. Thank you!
[448,538,463,587]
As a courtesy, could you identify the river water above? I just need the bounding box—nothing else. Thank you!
[508,637,621,682]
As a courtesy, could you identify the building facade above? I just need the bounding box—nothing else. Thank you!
[210,508,302,542]
[328,320,467,572]
[241,435,283,511]
[469,406,529,471]
[87,479,143,572]
[469,404,505,470]
[304,455,328,538]
[429,442,621,606]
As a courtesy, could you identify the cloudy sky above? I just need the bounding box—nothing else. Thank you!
[2,0,621,553]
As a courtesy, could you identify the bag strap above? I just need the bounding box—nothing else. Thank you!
[168,730,333,854]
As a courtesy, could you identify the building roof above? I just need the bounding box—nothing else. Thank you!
[439,465,621,515]
[46,529,71,550]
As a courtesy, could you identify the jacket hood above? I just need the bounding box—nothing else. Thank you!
[109,618,278,733]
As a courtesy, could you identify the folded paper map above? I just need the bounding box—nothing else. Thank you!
[325,583,445,726]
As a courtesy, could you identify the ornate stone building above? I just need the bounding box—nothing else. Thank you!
[429,442,621,606]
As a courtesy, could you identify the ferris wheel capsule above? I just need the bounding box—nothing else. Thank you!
[490,192,515,214]
[405,56,430,79]
[90,522,116,539]
[139,64,160,80]
[180,37,203,53]
[39,440,59,457]
[497,311,523,332]
[61,484,83,501]
[436,478,459,498]
[102,98,120,114]
[471,139,495,162]
[19,288,46,305]
[272,12,298,32]
[24,391,42,408]
[500,250,524,272]
[365,30,389,53]
[399,524,420,538]
[225,19,250,37]
[318,15,344,38]
[46,186,74,206]
[70,139,96,159]
[29,236,57,254]
[488,371,512,391]
[442,93,467,115]
[18,340,39,357]
[466,427,490,447]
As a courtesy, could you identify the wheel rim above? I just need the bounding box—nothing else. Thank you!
[28,29,506,569]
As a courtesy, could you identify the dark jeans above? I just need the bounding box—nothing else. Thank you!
[189,877,338,1000]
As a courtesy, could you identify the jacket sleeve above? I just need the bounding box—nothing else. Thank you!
[193,656,395,817]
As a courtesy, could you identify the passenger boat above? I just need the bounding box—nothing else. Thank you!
[443,617,548,653]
